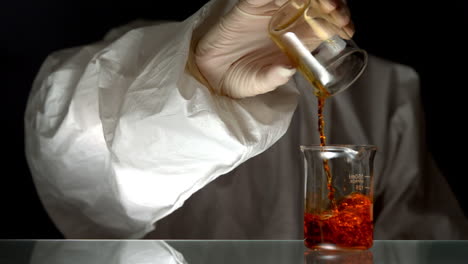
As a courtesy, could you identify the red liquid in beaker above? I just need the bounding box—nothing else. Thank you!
[304,193,373,250]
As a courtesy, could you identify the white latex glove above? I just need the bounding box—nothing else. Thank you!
[191,0,354,99]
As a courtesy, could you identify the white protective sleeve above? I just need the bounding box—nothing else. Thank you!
[24,0,299,238]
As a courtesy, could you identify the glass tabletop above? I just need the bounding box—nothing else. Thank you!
[1,240,467,263]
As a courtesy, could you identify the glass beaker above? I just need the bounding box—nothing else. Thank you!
[269,0,367,97]
[301,145,377,250]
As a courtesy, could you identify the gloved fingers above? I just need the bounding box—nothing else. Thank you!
[257,64,296,94]
[343,20,355,38]
[243,0,287,7]
[319,0,338,13]
[274,0,289,6]
[244,0,274,5]
[318,0,354,39]
[242,47,295,96]
[318,0,351,25]
[223,64,295,98]
[221,52,295,99]
[239,0,287,16]
[329,4,351,27]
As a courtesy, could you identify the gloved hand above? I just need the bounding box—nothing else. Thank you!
[189,0,354,99]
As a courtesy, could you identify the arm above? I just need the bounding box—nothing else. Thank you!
[24,0,298,238]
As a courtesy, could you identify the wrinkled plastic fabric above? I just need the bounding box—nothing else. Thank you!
[25,0,468,239]
[30,241,186,264]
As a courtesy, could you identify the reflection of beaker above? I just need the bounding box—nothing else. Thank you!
[304,249,374,264]
[269,0,367,97]
[301,145,377,250]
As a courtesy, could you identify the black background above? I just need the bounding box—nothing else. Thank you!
[1,0,467,238]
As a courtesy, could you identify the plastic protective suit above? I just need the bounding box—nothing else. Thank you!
[24,0,468,239]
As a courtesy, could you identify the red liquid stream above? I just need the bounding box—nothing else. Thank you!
[318,97,335,208]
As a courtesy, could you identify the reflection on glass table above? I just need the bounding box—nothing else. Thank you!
[1,240,468,264]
